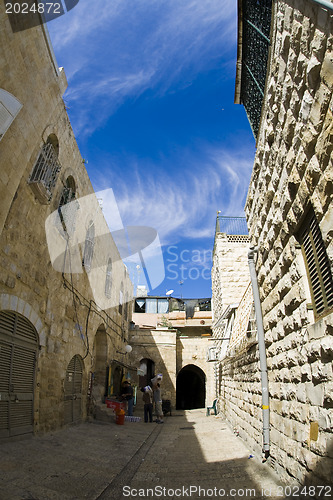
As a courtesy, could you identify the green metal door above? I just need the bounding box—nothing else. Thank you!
[0,311,38,438]
[64,355,83,424]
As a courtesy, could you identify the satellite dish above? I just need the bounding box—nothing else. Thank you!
[166,290,174,296]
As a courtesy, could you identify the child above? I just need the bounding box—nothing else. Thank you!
[141,386,153,423]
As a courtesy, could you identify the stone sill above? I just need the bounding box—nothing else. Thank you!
[307,311,333,340]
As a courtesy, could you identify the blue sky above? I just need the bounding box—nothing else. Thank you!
[47,0,256,299]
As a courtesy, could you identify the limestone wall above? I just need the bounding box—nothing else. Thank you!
[176,335,216,407]
[129,328,177,407]
[212,234,251,314]
[0,16,68,234]
[211,234,251,363]
[223,0,333,486]
[0,13,133,434]
[129,327,215,409]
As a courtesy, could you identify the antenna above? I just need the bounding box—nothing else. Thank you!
[178,280,184,299]
[166,289,174,296]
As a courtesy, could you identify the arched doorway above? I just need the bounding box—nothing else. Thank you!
[176,364,206,410]
[92,327,108,402]
[138,358,155,388]
[110,364,123,397]
[64,355,83,425]
[0,310,38,438]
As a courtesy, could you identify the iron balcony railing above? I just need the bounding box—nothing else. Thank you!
[215,216,249,236]
[239,0,272,139]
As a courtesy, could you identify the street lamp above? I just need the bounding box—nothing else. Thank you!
[116,344,132,355]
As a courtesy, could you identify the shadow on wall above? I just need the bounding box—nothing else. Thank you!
[300,439,333,490]
[129,331,177,409]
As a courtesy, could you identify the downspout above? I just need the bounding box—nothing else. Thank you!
[248,247,270,459]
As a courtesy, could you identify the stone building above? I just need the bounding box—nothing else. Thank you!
[212,0,333,487]
[0,11,133,438]
[129,291,215,412]
[211,217,257,432]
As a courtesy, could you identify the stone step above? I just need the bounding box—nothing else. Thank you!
[93,403,116,423]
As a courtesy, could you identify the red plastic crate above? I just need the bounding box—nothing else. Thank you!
[105,399,126,411]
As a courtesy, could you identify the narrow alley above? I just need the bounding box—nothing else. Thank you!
[0,410,285,500]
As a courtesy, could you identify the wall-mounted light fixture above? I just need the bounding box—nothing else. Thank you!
[116,344,132,355]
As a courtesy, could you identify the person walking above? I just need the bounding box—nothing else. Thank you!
[153,383,164,424]
[121,380,134,416]
[141,386,153,423]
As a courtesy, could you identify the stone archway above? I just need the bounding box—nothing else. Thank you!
[176,364,206,410]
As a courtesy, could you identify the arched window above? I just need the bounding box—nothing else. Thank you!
[58,176,77,234]
[105,258,112,298]
[83,221,95,272]
[119,282,123,315]
[124,292,128,320]
[0,89,22,141]
[59,176,76,208]
[28,134,61,204]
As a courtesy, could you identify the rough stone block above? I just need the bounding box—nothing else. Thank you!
[300,90,314,122]
[305,382,324,406]
[323,382,333,408]
[321,50,333,87]
[5,275,16,289]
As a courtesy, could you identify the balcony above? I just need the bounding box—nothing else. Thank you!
[234,0,273,139]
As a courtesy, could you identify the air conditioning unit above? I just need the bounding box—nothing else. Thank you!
[207,347,217,362]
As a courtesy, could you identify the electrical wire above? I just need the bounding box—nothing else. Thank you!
[82,300,92,360]
[57,202,133,362]
[61,275,123,337]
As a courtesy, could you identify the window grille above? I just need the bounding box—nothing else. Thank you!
[28,142,61,203]
[299,210,333,319]
[82,223,95,272]
[58,185,78,236]
[105,259,112,299]
[59,186,76,208]
[240,0,272,139]
[216,216,248,236]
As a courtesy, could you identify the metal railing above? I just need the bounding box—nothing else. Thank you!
[240,0,272,139]
[216,216,249,236]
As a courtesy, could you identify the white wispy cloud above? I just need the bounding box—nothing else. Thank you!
[90,143,254,246]
[48,0,237,135]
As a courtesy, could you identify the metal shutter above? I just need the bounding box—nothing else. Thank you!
[301,212,333,319]
[0,311,38,438]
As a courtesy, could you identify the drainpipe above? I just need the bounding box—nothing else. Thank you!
[248,247,270,458]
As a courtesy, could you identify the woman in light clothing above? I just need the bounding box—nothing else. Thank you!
[153,383,164,424]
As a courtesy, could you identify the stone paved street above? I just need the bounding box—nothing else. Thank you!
[0,410,284,500]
